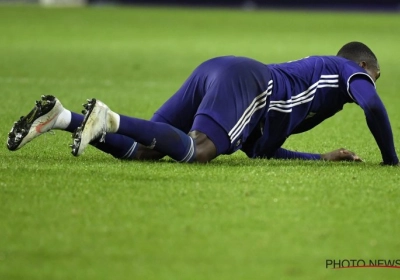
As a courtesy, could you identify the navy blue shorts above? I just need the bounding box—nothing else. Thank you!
[151,56,273,156]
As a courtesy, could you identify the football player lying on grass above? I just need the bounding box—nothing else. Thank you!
[7,42,398,166]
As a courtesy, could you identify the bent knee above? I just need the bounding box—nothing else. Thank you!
[189,131,217,163]
[194,146,215,163]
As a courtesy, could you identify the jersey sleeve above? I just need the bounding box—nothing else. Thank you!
[271,148,321,160]
[349,76,399,165]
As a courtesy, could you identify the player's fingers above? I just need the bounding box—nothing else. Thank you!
[340,149,354,157]
[341,150,362,162]
[345,149,357,156]
[353,155,363,162]
[341,149,359,158]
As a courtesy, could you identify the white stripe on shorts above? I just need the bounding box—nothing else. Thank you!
[228,80,273,143]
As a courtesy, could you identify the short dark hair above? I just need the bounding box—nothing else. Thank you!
[337,41,378,67]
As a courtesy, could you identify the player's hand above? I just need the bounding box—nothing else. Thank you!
[321,148,363,162]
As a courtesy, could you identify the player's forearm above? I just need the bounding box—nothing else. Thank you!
[272,148,322,160]
[365,108,399,165]
[360,91,398,164]
[349,78,398,165]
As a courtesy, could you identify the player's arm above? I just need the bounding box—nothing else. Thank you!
[271,147,361,161]
[349,76,399,165]
[272,148,321,160]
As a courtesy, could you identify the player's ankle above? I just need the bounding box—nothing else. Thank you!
[53,109,71,130]
[107,110,120,133]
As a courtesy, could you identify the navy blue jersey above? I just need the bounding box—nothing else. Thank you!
[241,56,398,164]
[245,56,364,155]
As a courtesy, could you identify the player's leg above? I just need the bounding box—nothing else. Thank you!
[90,57,241,161]
[6,95,139,160]
[91,72,207,160]
[70,79,256,163]
[119,108,201,161]
[71,98,200,162]
[85,61,211,161]
[70,98,233,163]
[123,113,169,161]
[71,57,271,162]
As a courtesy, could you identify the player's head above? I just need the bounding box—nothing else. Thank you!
[337,41,380,82]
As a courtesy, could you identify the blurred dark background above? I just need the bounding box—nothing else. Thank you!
[90,0,400,10]
[3,0,399,10]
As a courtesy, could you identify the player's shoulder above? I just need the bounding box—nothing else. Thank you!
[313,55,364,71]
[303,55,355,66]
[304,56,375,86]
[310,56,370,78]
[283,55,355,70]
[333,57,374,84]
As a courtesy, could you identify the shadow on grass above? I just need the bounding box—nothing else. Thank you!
[2,148,388,171]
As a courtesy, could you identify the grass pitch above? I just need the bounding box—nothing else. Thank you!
[1,5,400,280]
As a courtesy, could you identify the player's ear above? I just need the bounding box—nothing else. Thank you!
[358,61,367,69]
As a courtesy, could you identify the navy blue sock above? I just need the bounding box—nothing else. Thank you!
[66,112,139,159]
[65,112,84,133]
[93,134,139,159]
[117,114,196,162]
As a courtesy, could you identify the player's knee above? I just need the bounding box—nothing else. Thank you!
[194,145,215,163]
[189,131,217,163]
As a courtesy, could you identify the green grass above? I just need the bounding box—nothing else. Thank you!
[1,5,400,280]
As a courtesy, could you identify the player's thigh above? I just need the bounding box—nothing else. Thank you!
[190,114,230,159]
[193,80,272,156]
[150,69,206,133]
